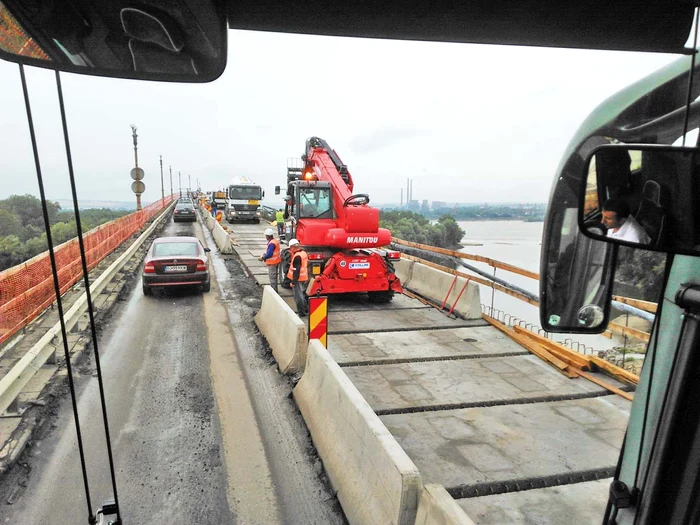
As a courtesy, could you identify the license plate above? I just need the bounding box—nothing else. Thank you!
[248,200,259,205]
[312,266,321,275]
[164,265,188,272]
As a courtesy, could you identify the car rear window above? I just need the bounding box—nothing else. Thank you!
[176,203,193,209]
[154,242,200,257]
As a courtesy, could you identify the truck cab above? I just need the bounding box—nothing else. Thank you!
[226,177,264,223]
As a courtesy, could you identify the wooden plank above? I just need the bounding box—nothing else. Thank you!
[608,322,651,343]
[590,356,639,386]
[576,370,634,401]
[612,295,658,313]
[392,237,540,280]
[483,315,576,378]
[512,326,591,370]
[401,254,540,307]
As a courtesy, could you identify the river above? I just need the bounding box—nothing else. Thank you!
[457,220,621,352]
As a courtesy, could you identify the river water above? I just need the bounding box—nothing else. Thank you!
[457,220,620,352]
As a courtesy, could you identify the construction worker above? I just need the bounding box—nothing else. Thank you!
[258,228,281,292]
[286,238,309,316]
[275,208,285,237]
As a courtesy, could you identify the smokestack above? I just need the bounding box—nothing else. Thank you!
[409,179,413,203]
[400,188,403,207]
[406,178,410,205]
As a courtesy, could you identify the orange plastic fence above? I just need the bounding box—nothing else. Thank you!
[0,198,173,345]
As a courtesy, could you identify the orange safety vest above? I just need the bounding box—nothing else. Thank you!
[287,250,309,282]
[265,238,281,265]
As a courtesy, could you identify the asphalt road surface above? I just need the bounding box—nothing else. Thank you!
[0,214,344,524]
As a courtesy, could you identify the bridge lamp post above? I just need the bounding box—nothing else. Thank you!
[169,166,173,197]
[130,125,145,211]
[159,155,165,201]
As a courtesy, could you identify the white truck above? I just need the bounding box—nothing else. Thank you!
[225,176,264,223]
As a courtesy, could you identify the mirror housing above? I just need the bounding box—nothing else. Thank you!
[580,144,700,255]
[0,0,227,82]
[274,186,281,195]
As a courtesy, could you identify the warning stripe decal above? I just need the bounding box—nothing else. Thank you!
[308,296,328,347]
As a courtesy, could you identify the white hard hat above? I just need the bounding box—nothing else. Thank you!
[288,238,300,247]
[264,228,274,236]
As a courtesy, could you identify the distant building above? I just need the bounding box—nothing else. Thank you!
[433,201,447,210]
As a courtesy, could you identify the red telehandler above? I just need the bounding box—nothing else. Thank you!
[279,137,402,303]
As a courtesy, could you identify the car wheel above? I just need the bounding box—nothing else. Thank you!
[202,279,211,292]
[142,282,152,295]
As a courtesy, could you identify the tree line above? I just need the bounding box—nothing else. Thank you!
[0,194,129,272]
[380,210,465,248]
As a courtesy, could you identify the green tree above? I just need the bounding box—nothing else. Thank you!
[0,194,60,230]
[0,209,22,237]
[438,215,465,246]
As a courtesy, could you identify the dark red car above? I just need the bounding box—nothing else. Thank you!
[142,236,211,295]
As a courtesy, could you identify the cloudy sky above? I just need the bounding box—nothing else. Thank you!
[0,30,685,208]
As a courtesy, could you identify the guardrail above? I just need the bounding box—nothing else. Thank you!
[0,197,174,346]
[391,236,655,347]
[0,201,174,416]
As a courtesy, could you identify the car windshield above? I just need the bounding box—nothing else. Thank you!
[153,242,199,257]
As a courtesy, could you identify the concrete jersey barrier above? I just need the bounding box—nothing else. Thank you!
[294,340,423,525]
[414,485,476,525]
[403,261,481,319]
[201,208,234,254]
[254,285,308,374]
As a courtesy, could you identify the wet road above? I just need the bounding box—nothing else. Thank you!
[0,213,345,525]
[0,218,232,524]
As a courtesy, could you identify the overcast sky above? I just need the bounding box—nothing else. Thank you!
[0,30,684,208]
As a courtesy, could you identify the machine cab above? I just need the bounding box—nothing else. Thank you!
[284,181,334,221]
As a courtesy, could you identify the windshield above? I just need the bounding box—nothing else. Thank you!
[229,186,262,200]
[299,187,332,218]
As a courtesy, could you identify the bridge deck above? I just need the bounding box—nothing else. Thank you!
[230,222,631,525]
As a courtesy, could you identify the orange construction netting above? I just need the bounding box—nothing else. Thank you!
[0,198,173,346]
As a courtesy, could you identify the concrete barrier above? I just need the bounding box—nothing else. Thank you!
[294,340,423,525]
[405,263,481,319]
[254,285,308,374]
[414,485,476,525]
[393,258,415,287]
[212,221,234,254]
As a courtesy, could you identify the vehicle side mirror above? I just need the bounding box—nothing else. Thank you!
[580,144,700,255]
[204,247,211,252]
[262,190,266,198]
[275,186,281,195]
[0,0,227,82]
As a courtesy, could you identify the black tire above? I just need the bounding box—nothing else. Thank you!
[202,279,211,292]
[142,282,152,296]
[367,290,394,303]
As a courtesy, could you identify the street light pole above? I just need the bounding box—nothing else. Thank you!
[178,171,182,198]
[159,155,165,201]
[129,125,145,211]
[188,174,191,195]
[169,166,173,196]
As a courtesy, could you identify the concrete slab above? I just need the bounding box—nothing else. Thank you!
[457,479,610,525]
[380,397,629,489]
[324,293,432,312]
[17,366,57,404]
[327,308,488,334]
[0,417,21,444]
[345,355,611,412]
[328,326,529,365]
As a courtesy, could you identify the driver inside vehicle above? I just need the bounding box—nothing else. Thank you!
[601,197,651,244]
